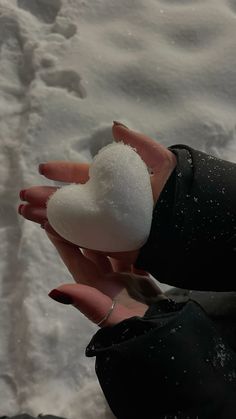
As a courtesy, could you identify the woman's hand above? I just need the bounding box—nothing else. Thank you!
[18,122,175,325]
[19,122,176,268]
[44,231,163,327]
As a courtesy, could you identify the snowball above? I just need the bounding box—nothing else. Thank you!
[46,141,153,252]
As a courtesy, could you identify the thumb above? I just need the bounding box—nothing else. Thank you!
[112,122,176,202]
[48,283,141,327]
[112,122,176,174]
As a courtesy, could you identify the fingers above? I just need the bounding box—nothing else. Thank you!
[42,221,138,271]
[45,231,101,284]
[112,123,177,203]
[40,124,173,183]
[44,229,124,297]
[109,257,132,273]
[19,204,47,224]
[40,125,173,183]
[82,249,113,275]
[49,283,147,327]
[19,186,57,226]
[39,161,90,183]
[20,186,58,207]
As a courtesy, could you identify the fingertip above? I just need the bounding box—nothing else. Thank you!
[113,121,129,129]
[19,189,27,201]
[48,288,74,305]
[38,163,46,175]
[112,121,131,140]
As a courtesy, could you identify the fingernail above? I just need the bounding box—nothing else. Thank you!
[48,289,74,305]
[38,163,45,175]
[113,121,129,129]
[19,189,27,201]
[18,204,25,215]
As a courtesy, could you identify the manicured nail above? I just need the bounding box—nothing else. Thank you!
[113,121,129,129]
[38,163,45,175]
[19,189,26,201]
[18,204,25,215]
[48,289,74,305]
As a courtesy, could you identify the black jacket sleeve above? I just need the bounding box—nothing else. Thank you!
[134,145,236,291]
[86,299,236,419]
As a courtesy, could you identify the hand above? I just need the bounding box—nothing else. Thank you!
[19,122,176,266]
[18,186,164,327]
[45,234,152,326]
[44,233,164,327]
[18,123,175,326]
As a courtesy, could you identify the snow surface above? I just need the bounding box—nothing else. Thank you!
[1,0,236,417]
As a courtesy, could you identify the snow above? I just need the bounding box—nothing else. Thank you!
[46,142,153,252]
[1,0,236,417]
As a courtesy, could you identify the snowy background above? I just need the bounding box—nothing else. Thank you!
[1,0,236,417]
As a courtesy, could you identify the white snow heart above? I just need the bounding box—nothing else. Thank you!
[46,142,154,252]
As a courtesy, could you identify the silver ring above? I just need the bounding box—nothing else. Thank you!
[97,300,116,327]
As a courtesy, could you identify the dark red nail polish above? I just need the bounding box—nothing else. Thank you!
[113,121,129,129]
[19,190,26,201]
[18,204,25,215]
[48,289,74,305]
[39,163,45,175]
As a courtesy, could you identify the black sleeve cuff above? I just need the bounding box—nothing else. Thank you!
[86,299,236,419]
[134,145,236,291]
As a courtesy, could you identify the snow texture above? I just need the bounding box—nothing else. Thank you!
[0,0,236,417]
[47,142,153,252]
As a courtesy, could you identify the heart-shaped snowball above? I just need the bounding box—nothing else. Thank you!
[46,141,154,252]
